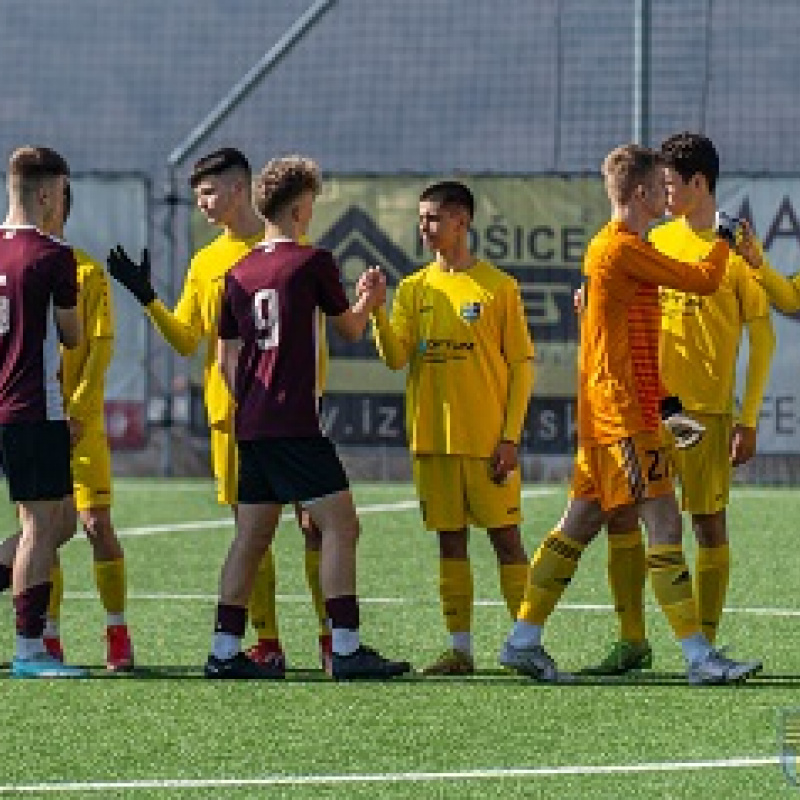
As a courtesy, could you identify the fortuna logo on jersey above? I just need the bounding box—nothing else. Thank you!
[460,301,481,321]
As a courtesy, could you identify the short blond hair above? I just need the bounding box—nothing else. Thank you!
[254,155,321,220]
[601,144,662,205]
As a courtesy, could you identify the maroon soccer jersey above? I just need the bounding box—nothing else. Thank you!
[219,239,349,440]
[0,226,78,423]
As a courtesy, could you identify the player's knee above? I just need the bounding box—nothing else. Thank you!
[489,526,527,564]
[81,513,109,542]
[59,500,78,541]
[329,515,360,548]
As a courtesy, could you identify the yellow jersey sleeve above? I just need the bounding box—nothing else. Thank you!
[651,219,750,415]
[755,260,800,313]
[60,249,114,420]
[157,231,260,428]
[372,277,418,370]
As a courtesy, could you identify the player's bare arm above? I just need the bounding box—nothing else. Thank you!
[54,305,80,349]
[217,336,241,395]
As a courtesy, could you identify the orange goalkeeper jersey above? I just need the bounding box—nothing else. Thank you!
[579,220,728,445]
[627,282,664,432]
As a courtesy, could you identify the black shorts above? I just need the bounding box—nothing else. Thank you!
[238,436,349,505]
[0,421,73,502]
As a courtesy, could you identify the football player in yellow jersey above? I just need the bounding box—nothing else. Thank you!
[366,181,534,676]
[107,148,331,675]
[0,180,135,670]
[588,133,775,675]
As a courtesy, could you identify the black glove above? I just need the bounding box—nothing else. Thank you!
[714,211,742,246]
[107,246,156,306]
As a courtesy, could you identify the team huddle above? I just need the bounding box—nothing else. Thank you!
[0,133,789,681]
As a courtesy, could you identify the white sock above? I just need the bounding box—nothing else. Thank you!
[331,628,360,656]
[212,632,240,661]
[43,617,60,638]
[507,620,542,649]
[16,635,47,660]
[680,632,712,665]
[450,632,473,656]
[106,613,125,627]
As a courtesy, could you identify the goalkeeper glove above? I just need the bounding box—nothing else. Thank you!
[714,211,742,246]
[107,245,156,306]
[661,395,705,450]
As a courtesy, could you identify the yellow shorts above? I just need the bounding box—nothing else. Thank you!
[670,412,732,515]
[71,417,112,511]
[571,430,673,512]
[412,453,522,532]
[210,425,237,506]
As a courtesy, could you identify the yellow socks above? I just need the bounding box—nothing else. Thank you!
[607,530,647,642]
[439,558,473,635]
[249,549,279,641]
[94,558,126,616]
[695,543,730,643]
[517,530,584,625]
[498,563,529,619]
[647,545,700,639]
[304,548,329,636]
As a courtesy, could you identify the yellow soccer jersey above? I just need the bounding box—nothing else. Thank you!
[374,259,534,457]
[60,247,114,419]
[650,217,770,415]
[152,231,329,427]
[168,231,260,426]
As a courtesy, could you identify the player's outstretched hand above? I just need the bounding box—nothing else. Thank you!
[107,245,156,306]
[358,267,386,310]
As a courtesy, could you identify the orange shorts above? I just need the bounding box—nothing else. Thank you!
[571,430,673,512]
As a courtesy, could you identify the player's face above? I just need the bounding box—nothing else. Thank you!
[640,168,667,221]
[193,174,236,226]
[418,200,464,253]
[663,166,693,217]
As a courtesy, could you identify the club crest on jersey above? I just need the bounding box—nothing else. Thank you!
[460,301,481,321]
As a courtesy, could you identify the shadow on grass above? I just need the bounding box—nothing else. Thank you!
[2,664,798,686]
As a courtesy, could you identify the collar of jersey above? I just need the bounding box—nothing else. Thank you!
[257,237,294,248]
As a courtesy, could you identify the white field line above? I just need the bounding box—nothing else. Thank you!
[0,757,780,794]
[113,487,555,537]
[59,590,800,618]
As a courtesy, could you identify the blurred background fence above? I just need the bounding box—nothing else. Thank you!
[2,0,800,482]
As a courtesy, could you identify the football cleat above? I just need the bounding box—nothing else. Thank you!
[330,645,411,680]
[319,633,333,676]
[582,639,653,675]
[106,625,134,672]
[43,636,64,662]
[12,654,87,679]
[686,648,762,685]
[204,651,285,680]
[245,639,287,677]
[499,640,571,682]
[421,648,475,676]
